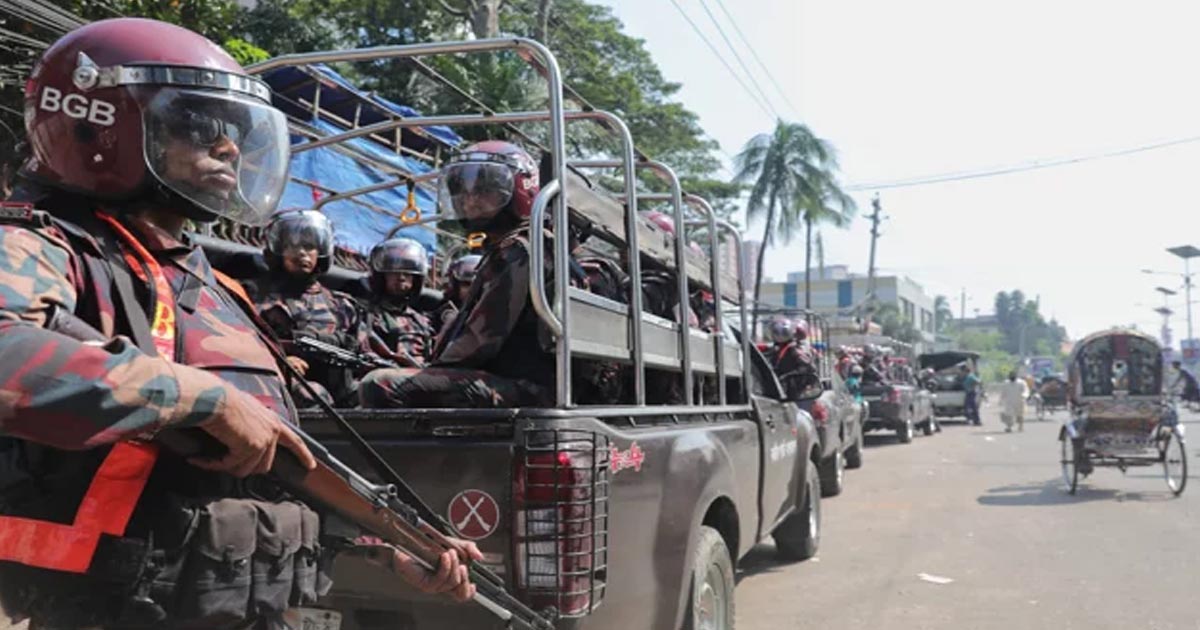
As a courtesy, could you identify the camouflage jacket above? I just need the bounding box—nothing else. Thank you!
[0,209,290,450]
[433,227,558,388]
[251,274,370,352]
[366,300,435,367]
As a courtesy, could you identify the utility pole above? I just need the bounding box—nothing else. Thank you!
[865,194,882,324]
[960,288,966,322]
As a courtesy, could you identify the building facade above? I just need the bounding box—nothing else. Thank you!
[758,265,938,343]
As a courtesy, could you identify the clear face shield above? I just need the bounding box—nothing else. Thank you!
[436,155,517,222]
[140,87,289,225]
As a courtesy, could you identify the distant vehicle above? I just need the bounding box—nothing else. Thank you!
[861,359,937,442]
[918,351,982,420]
[1059,329,1186,496]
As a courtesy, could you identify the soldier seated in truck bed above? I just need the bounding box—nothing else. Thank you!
[360,140,567,409]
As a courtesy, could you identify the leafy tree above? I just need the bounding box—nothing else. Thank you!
[934,295,954,333]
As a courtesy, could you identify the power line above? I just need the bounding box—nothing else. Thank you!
[845,134,1200,191]
[710,0,801,119]
[693,0,781,120]
[662,0,776,121]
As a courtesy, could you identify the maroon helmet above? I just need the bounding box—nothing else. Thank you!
[641,210,675,234]
[22,18,289,224]
[437,140,539,227]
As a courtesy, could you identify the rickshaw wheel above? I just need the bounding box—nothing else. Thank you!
[1061,437,1080,495]
[1160,429,1187,496]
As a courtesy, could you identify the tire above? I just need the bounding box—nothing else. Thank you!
[774,460,821,562]
[1161,428,1188,496]
[845,426,864,469]
[683,526,735,630]
[922,416,935,436]
[897,412,914,444]
[1061,436,1080,495]
[819,448,845,497]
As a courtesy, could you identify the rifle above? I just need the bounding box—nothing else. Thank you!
[294,335,397,371]
[46,306,558,630]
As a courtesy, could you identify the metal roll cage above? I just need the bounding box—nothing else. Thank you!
[250,38,748,409]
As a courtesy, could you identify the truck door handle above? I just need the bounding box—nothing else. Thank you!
[764,416,777,429]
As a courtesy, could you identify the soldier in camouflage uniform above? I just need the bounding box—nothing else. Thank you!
[767,318,819,400]
[250,209,378,407]
[0,19,477,630]
[442,253,481,310]
[360,141,560,408]
[364,237,437,367]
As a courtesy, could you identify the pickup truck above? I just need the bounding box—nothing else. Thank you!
[918,351,982,420]
[304,340,821,630]
[797,370,866,495]
[281,159,817,629]
[860,379,936,443]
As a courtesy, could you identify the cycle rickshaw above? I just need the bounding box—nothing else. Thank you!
[1059,329,1187,495]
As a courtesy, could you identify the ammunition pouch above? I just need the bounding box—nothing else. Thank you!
[0,495,333,630]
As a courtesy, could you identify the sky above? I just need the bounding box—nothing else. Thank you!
[592,0,1200,342]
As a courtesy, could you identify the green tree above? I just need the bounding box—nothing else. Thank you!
[934,295,954,333]
[734,120,845,322]
[874,303,922,344]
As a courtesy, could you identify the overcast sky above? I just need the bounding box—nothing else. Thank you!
[594,0,1200,341]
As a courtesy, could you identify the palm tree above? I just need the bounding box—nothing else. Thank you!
[794,183,855,307]
[734,120,846,327]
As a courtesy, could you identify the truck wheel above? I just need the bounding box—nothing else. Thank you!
[922,414,936,436]
[773,460,821,562]
[845,427,864,469]
[819,448,845,497]
[897,413,914,444]
[684,526,735,630]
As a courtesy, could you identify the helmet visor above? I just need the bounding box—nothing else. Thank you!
[436,161,514,221]
[141,87,289,226]
[769,320,793,343]
[450,254,482,282]
[370,239,428,275]
[266,211,333,258]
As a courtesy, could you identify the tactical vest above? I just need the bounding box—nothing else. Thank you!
[0,207,323,628]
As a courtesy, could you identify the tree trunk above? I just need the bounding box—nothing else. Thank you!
[752,191,778,340]
[471,0,502,38]
[804,217,813,309]
[535,0,554,42]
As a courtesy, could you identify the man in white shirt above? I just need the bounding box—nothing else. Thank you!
[999,370,1031,432]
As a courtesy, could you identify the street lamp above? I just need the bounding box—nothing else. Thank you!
[1167,245,1200,350]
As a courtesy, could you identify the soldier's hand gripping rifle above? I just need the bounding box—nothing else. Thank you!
[47,306,558,630]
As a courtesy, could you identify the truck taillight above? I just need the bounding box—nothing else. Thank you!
[810,401,829,425]
[885,389,901,404]
[514,430,610,618]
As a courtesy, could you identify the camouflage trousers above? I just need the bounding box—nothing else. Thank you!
[359,367,550,408]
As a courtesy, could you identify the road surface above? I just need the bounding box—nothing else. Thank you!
[736,400,1198,630]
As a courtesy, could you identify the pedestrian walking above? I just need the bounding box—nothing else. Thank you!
[999,371,1030,432]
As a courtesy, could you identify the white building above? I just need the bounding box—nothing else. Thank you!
[758,265,938,343]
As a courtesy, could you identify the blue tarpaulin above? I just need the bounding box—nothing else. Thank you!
[263,65,465,255]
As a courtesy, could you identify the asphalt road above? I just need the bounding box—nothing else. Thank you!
[735,399,1199,630]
